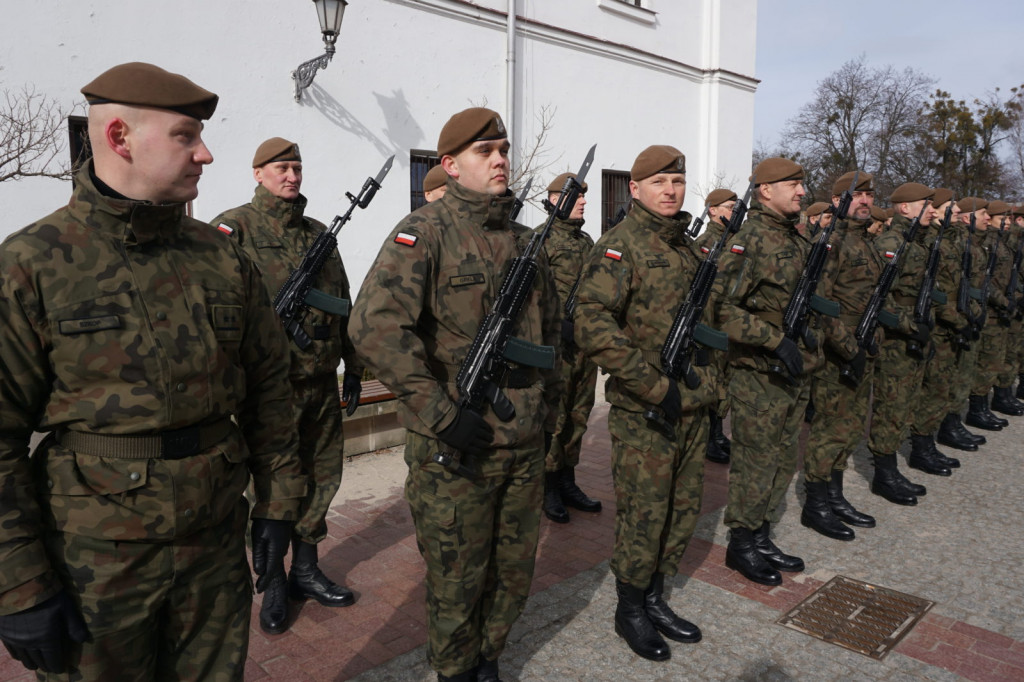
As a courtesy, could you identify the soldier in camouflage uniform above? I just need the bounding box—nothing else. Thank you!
[575,145,713,661]
[695,188,737,465]
[982,202,1024,416]
[0,63,305,681]
[349,108,562,682]
[536,173,602,525]
[803,201,832,239]
[712,157,820,587]
[1012,205,1024,400]
[211,137,363,634]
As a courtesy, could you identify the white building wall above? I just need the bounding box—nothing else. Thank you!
[0,0,758,290]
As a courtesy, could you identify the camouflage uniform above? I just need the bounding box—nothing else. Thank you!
[0,166,305,680]
[972,228,1013,396]
[955,226,986,408]
[537,216,597,473]
[349,179,561,676]
[712,203,823,530]
[212,184,362,544]
[994,224,1023,388]
[694,219,732,437]
[575,200,719,587]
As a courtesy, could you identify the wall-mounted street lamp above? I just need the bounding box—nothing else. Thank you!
[292,0,348,102]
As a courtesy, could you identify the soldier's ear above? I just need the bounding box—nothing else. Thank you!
[253,166,264,185]
[441,155,459,181]
[104,118,132,161]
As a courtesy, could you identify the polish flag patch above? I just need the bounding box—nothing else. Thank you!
[884,250,896,259]
[701,246,710,254]
[216,223,234,235]
[730,244,745,254]
[394,232,418,247]
[604,248,622,261]
[827,244,832,251]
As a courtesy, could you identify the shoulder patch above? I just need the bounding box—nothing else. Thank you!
[884,250,896,259]
[395,232,418,247]
[827,243,833,251]
[604,248,622,261]
[730,244,745,254]
[700,246,710,254]
[216,223,234,235]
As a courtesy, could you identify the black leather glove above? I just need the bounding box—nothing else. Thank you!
[658,380,682,424]
[436,406,493,455]
[912,323,931,346]
[0,591,89,673]
[771,337,803,377]
[251,518,293,593]
[544,431,553,454]
[561,319,575,346]
[847,348,867,383]
[342,373,362,417]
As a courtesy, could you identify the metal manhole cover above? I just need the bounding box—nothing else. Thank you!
[776,575,934,659]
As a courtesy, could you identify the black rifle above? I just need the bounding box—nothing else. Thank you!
[641,184,751,438]
[509,177,533,222]
[840,201,929,385]
[768,174,855,384]
[909,200,953,357]
[1004,224,1022,320]
[976,218,1005,330]
[273,155,394,349]
[432,145,597,478]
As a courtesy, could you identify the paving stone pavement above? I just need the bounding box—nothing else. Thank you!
[2,400,1022,681]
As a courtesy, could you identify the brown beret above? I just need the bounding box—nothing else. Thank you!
[81,62,218,120]
[751,157,804,184]
[805,201,830,218]
[889,182,933,204]
[705,188,738,207]
[422,164,448,193]
[546,172,587,194]
[1012,204,1024,217]
[831,170,874,196]
[870,205,889,223]
[437,107,507,158]
[252,137,301,168]
[931,188,954,209]
[630,145,686,181]
[956,197,988,213]
[987,200,1012,216]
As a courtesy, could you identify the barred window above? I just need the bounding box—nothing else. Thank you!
[410,151,441,212]
[601,170,631,234]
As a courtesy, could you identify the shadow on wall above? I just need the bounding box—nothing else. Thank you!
[303,83,425,159]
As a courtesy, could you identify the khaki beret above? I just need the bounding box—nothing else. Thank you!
[546,172,587,194]
[422,164,448,193]
[805,201,830,218]
[870,205,889,223]
[1012,204,1024,217]
[956,197,988,213]
[81,62,218,120]
[630,145,686,181]
[705,188,738,207]
[987,200,1012,216]
[889,182,933,204]
[751,157,804,184]
[931,188,954,209]
[831,170,874,196]
[252,137,301,168]
[437,107,507,158]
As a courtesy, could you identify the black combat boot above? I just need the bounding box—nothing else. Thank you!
[927,436,960,468]
[966,394,1005,431]
[1017,374,1024,400]
[991,386,1024,416]
[643,573,701,643]
[936,413,979,451]
[826,470,875,528]
[258,574,289,634]
[614,580,670,661]
[801,480,855,541]
[705,412,730,464]
[288,540,355,607]
[557,467,602,513]
[476,657,501,682]
[725,526,782,586]
[752,522,805,572]
[870,454,918,505]
[908,435,952,477]
[952,412,986,445]
[437,667,478,682]
[543,470,569,523]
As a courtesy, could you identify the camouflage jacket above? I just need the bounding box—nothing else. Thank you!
[693,218,727,255]
[211,185,362,383]
[873,214,930,338]
[574,200,720,412]
[923,218,969,330]
[981,226,1013,311]
[0,166,305,614]
[349,179,562,442]
[712,203,824,373]
[536,216,593,312]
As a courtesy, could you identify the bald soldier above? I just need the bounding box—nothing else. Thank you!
[576,145,713,661]
[211,138,363,634]
[0,63,304,679]
[350,108,562,682]
[423,164,448,203]
[537,172,602,525]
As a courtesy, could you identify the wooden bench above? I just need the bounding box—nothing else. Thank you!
[340,379,405,457]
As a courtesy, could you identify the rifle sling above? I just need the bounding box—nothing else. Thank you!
[304,288,350,316]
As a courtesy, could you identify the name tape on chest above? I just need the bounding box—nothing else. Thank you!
[216,223,234,235]
[604,248,622,261]
[394,232,418,247]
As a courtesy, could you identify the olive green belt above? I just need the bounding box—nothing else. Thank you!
[893,294,916,306]
[56,417,234,460]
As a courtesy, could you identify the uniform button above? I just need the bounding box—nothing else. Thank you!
[156,311,167,321]
[47,479,54,489]
[184,509,195,518]
[176,383,187,392]
[129,471,141,482]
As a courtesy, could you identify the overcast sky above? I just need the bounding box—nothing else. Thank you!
[753,0,1024,149]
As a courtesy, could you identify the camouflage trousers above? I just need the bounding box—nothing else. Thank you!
[972,321,1009,395]
[805,353,873,482]
[953,338,979,407]
[997,316,1023,385]
[40,500,251,682]
[725,368,808,531]
[546,348,597,472]
[913,330,959,435]
[291,374,344,544]
[607,405,706,588]
[868,337,926,454]
[404,430,543,677]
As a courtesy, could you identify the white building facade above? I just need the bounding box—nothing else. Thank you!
[0,0,758,290]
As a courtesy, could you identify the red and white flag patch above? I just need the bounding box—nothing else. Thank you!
[826,243,832,251]
[216,223,234,235]
[394,232,418,247]
[730,244,745,254]
[701,246,710,254]
[884,250,896,259]
[604,248,622,261]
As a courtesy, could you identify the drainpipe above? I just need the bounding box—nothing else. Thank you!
[506,0,517,170]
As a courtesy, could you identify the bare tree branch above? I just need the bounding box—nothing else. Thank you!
[1,85,78,183]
